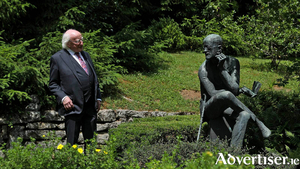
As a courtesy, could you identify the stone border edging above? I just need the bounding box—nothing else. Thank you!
[0,109,195,148]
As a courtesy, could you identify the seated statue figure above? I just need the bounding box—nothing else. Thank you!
[198,34,271,147]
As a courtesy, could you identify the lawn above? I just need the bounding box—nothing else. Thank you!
[103,51,299,113]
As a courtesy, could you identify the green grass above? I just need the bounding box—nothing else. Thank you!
[103,51,299,113]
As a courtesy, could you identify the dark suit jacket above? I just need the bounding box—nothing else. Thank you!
[49,49,101,116]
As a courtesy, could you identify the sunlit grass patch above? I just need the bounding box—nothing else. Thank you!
[104,51,299,113]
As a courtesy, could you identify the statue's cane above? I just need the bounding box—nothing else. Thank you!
[197,94,206,142]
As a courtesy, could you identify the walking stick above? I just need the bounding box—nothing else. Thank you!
[197,94,206,142]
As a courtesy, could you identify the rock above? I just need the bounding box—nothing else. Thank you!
[119,117,127,122]
[0,114,23,124]
[115,109,130,118]
[25,130,65,139]
[0,108,193,148]
[0,125,8,144]
[43,110,64,121]
[97,133,109,144]
[8,125,25,145]
[132,111,148,118]
[0,150,4,158]
[0,125,8,140]
[21,111,41,122]
[25,95,41,111]
[97,109,116,122]
[128,117,133,122]
[0,116,8,125]
[97,123,109,132]
[109,121,122,129]
[26,122,60,129]
[150,111,167,117]
[78,133,84,143]
[57,123,65,129]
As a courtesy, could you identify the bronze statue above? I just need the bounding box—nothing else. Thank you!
[198,34,271,147]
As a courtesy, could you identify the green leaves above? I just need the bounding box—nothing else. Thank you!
[57,7,85,31]
[0,37,42,113]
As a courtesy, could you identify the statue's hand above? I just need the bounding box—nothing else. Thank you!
[216,53,229,70]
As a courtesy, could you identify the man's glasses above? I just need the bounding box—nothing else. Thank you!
[70,38,84,44]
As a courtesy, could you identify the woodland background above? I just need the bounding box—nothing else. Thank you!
[2,1,300,167]
[1,0,300,114]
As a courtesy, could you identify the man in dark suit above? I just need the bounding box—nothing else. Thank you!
[49,29,101,145]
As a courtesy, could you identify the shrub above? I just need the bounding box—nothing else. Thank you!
[0,29,126,113]
[0,36,47,114]
[108,115,200,155]
[0,136,119,169]
[237,0,300,69]
[181,13,248,55]
[147,17,187,52]
[113,22,165,72]
[0,115,297,168]
[82,30,125,96]
[239,90,300,157]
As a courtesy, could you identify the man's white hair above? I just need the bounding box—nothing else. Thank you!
[62,31,71,49]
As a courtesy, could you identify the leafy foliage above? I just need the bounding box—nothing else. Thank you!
[0,36,45,113]
[0,136,119,169]
[237,0,300,68]
[239,90,300,157]
[147,17,186,52]
[113,22,165,72]
[0,0,33,41]
[0,29,127,113]
[83,30,125,96]
[108,115,199,155]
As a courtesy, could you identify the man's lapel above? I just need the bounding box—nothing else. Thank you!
[60,49,82,85]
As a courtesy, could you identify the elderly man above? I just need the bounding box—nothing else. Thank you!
[198,34,271,147]
[49,29,101,145]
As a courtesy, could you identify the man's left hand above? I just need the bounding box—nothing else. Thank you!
[97,100,102,112]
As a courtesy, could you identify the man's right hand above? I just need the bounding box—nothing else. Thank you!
[216,53,229,70]
[63,96,74,111]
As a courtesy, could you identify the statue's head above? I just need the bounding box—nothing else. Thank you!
[203,34,223,60]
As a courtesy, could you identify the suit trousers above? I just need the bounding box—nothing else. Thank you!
[65,99,97,145]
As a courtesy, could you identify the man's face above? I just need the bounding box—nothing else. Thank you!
[203,41,219,60]
[67,31,83,53]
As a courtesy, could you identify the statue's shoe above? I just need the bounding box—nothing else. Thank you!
[256,119,271,138]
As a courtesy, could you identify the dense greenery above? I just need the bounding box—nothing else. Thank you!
[0,135,256,168]
[1,0,300,113]
[1,0,300,167]
[109,115,299,168]
[1,115,298,168]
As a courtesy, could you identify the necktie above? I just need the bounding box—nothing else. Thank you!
[75,52,89,74]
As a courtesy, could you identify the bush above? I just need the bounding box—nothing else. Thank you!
[122,137,253,168]
[0,136,119,169]
[1,114,298,168]
[239,90,300,157]
[113,22,165,72]
[82,30,125,96]
[147,17,187,52]
[109,115,254,168]
[181,13,248,55]
[108,115,200,155]
[0,29,127,113]
[0,36,47,114]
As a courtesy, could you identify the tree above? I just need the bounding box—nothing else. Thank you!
[239,0,300,69]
